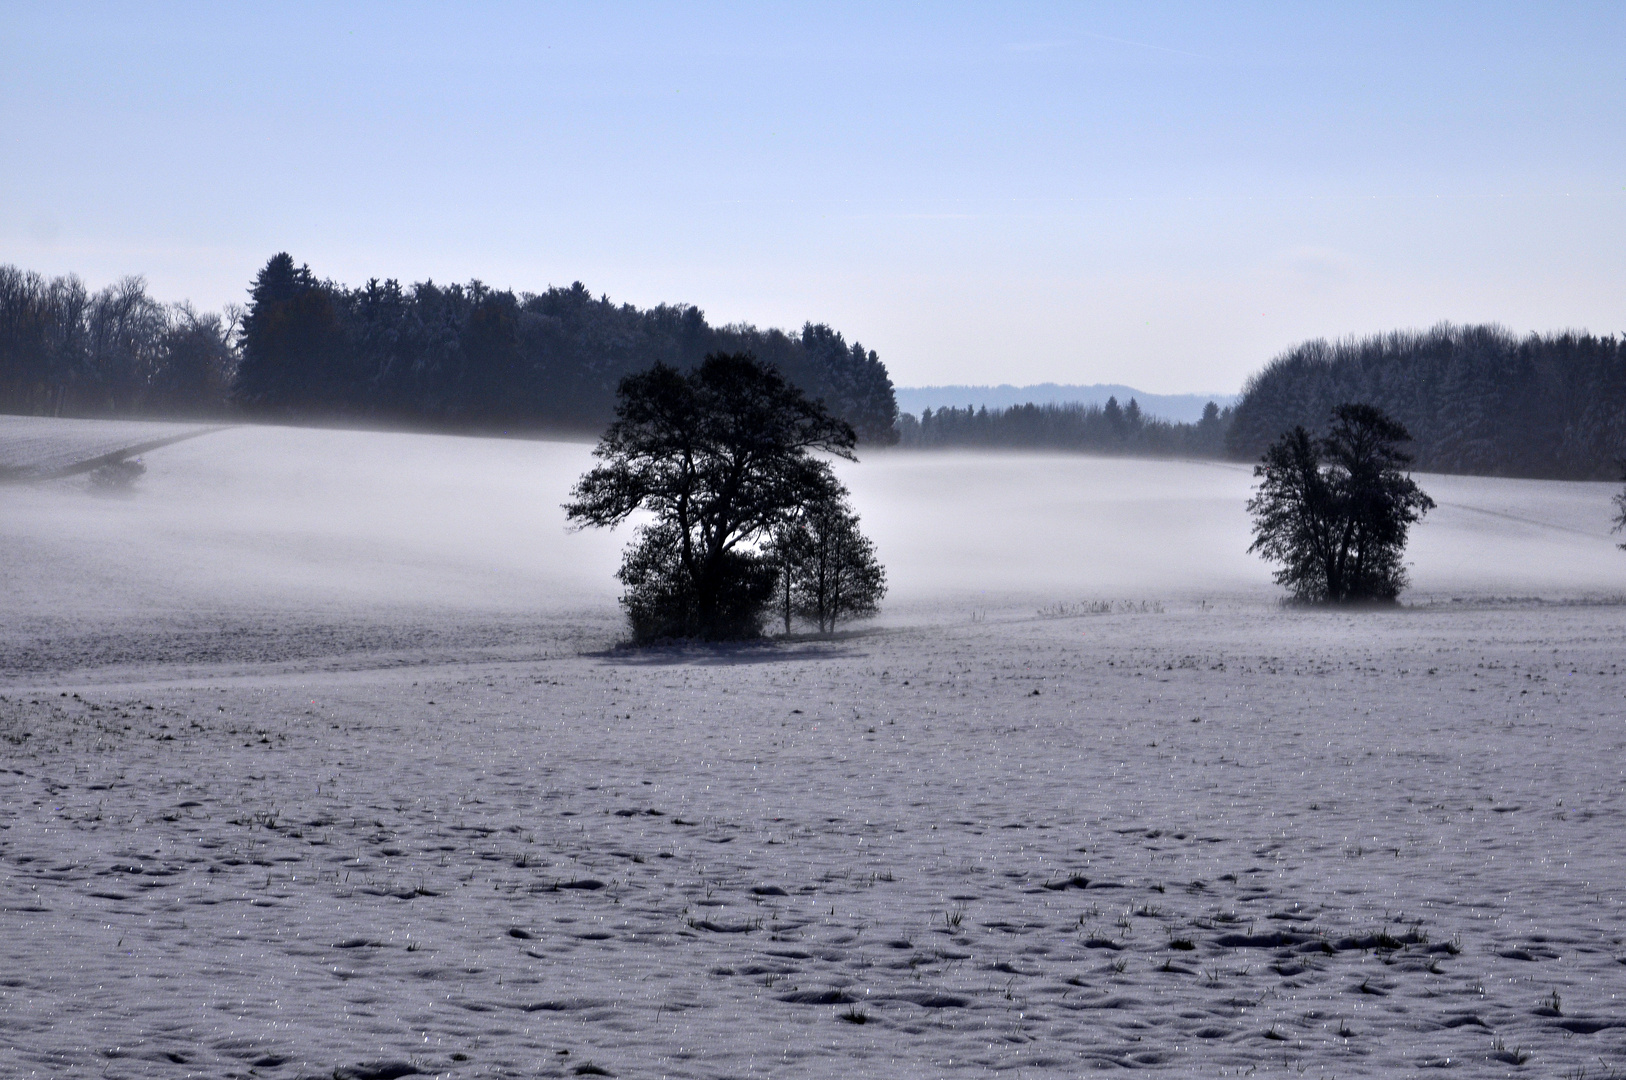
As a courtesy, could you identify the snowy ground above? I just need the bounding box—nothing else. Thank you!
[0,416,214,480]
[2,419,1624,1078]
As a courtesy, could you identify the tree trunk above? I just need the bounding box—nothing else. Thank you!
[782,562,792,635]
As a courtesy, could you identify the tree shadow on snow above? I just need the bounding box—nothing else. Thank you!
[593,629,879,667]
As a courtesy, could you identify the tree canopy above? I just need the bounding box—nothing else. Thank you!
[1247,404,1435,603]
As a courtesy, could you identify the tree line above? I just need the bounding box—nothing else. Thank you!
[11,256,1625,481]
[233,254,897,442]
[0,265,238,419]
[894,324,1626,481]
[896,397,1232,457]
[0,255,899,444]
[1226,323,1626,480]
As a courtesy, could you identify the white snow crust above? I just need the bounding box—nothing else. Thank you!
[0,417,210,478]
[2,419,1624,1078]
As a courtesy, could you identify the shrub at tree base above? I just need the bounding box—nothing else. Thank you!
[1612,466,1626,550]
[88,457,146,491]
[1247,403,1434,604]
[617,522,778,641]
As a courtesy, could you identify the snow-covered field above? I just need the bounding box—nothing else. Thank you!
[2,418,1624,1078]
[0,416,214,480]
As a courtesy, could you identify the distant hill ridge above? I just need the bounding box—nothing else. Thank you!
[895,383,1236,424]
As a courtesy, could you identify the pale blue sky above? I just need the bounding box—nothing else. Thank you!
[4,2,1622,391]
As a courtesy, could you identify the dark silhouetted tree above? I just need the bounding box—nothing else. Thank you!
[235,253,347,414]
[1194,400,1225,453]
[1612,464,1626,550]
[1248,403,1435,603]
[1103,395,1125,439]
[151,303,237,414]
[770,487,886,633]
[454,286,522,423]
[565,353,863,641]
[83,276,168,413]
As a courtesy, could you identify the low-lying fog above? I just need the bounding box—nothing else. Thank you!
[2,417,1622,628]
[7,416,1626,1077]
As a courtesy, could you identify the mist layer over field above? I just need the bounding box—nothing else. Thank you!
[3,418,1621,634]
[4,419,1626,1078]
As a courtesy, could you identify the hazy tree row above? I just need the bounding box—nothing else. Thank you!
[234,254,898,443]
[1227,323,1626,480]
[895,397,1232,457]
[0,265,238,419]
